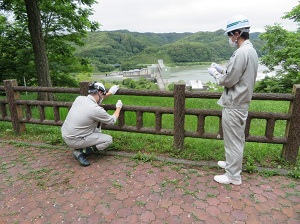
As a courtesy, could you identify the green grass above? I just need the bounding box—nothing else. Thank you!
[0,92,299,176]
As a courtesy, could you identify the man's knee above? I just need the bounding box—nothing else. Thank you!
[103,136,113,147]
[96,135,113,150]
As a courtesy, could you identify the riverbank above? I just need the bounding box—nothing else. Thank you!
[93,62,273,86]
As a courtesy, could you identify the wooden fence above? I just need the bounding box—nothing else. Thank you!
[1,79,299,163]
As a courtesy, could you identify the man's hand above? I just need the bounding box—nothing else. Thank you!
[116,100,123,108]
[211,63,224,74]
[208,67,219,78]
[109,85,119,95]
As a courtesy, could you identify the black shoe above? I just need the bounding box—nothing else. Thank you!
[73,150,90,166]
[85,145,98,156]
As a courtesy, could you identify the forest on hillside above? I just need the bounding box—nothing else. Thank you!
[75,29,265,72]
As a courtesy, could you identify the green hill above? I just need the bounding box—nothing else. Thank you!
[75,30,264,72]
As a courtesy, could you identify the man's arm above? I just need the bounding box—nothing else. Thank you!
[113,107,121,119]
[104,85,119,99]
[218,51,246,88]
[113,100,123,119]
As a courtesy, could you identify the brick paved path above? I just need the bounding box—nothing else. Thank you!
[0,141,299,224]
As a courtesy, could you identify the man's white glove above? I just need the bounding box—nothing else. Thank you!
[208,67,219,78]
[116,100,123,108]
[211,63,224,74]
[109,85,119,95]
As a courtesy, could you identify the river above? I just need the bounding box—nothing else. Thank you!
[166,63,273,84]
[94,63,273,85]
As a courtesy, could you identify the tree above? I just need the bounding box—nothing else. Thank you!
[24,0,53,100]
[0,0,99,100]
[0,14,35,84]
[256,3,300,93]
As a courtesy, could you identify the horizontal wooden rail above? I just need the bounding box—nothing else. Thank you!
[1,79,299,163]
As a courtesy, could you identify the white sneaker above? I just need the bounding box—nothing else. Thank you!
[217,161,226,169]
[214,174,242,185]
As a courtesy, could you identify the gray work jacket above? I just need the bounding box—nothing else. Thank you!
[216,40,258,110]
[61,95,116,139]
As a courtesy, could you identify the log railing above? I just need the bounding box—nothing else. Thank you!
[1,79,299,163]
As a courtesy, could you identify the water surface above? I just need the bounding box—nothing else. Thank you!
[94,63,273,84]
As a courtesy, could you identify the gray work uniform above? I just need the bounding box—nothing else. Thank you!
[61,95,117,151]
[216,39,258,181]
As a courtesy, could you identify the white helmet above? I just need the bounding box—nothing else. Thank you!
[225,15,250,35]
[88,82,106,95]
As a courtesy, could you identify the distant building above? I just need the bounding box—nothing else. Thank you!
[123,68,150,77]
[186,80,209,91]
[147,64,159,76]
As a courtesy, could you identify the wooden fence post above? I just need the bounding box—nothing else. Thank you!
[173,84,186,150]
[282,84,300,163]
[80,81,90,96]
[4,79,26,135]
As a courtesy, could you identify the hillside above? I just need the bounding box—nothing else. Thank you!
[75,30,264,72]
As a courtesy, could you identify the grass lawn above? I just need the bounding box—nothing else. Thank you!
[0,91,299,179]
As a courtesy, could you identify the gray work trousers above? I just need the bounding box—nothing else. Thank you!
[222,107,248,181]
[63,130,113,151]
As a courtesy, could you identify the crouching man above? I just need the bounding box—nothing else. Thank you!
[61,82,122,166]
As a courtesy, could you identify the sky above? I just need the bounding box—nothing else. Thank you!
[90,0,299,33]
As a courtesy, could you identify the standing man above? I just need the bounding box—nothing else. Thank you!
[61,82,122,166]
[208,15,258,185]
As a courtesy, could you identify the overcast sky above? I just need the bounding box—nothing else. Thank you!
[90,0,299,33]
